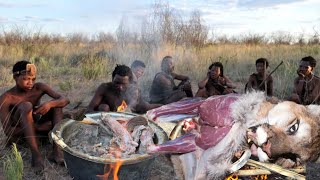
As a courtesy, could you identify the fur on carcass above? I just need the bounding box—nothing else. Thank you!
[149,91,320,179]
[194,91,273,179]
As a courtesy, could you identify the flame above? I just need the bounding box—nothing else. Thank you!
[117,100,128,112]
[96,155,123,180]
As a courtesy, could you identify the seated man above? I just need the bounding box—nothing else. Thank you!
[131,60,146,84]
[149,56,193,104]
[245,58,273,96]
[195,62,236,98]
[289,56,320,105]
[87,64,160,113]
[0,60,70,169]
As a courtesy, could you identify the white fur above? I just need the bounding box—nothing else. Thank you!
[267,102,296,126]
[195,91,269,179]
[190,92,320,179]
[257,147,269,162]
[256,126,268,146]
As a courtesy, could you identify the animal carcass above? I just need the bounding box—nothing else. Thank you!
[147,92,320,179]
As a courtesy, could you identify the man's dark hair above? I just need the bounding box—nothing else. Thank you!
[161,56,172,71]
[12,60,31,76]
[256,58,269,67]
[209,62,224,77]
[301,56,316,67]
[112,64,133,81]
[131,60,146,69]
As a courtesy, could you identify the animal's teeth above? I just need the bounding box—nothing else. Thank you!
[256,127,268,146]
[247,138,252,143]
[257,147,269,162]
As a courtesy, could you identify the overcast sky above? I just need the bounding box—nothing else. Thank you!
[1,0,319,37]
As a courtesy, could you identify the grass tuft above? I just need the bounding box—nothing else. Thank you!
[3,143,23,180]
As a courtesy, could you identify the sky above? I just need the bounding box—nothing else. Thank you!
[0,0,320,37]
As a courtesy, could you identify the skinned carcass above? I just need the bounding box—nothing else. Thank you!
[147,92,320,179]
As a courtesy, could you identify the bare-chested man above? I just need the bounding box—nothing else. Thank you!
[290,56,320,105]
[149,56,193,104]
[195,62,236,98]
[245,58,273,96]
[87,64,160,113]
[0,60,70,169]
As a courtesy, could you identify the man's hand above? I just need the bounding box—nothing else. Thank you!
[34,102,52,115]
[297,70,305,78]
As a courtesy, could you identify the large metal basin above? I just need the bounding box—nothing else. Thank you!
[51,112,168,180]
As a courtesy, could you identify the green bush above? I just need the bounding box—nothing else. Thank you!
[3,143,23,180]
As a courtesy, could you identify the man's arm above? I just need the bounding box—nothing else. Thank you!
[246,75,255,91]
[306,78,320,104]
[289,77,302,104]
[34,83,70,115]
[224,76,236,88]
[87,84,106,112]
[134,98,162,114]
[198,73,209,89]
[171,72,189,82]
[267,76,273,96]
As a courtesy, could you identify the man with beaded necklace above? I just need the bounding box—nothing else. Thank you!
[290,56,320,105]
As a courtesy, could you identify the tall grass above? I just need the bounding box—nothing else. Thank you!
[3,143,23,180]
[0,29,319,102]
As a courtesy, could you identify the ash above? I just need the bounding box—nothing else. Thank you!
[65,123,155,159]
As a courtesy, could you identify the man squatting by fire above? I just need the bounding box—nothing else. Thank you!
[149,56,193,104]
[0,60,70,169]
[87,64,161,114]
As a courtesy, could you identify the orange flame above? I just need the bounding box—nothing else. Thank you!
[117,100,128,112]
[97,155,123,180]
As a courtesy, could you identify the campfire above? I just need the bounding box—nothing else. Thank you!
[117,100,128,112]
[51,112,168,179]
[97,156,123,180]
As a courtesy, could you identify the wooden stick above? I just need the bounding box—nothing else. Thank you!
[246,159,305,179]
[236,167,305,176]
[258,61,284,88]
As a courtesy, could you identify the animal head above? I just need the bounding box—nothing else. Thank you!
[249,101,320,166]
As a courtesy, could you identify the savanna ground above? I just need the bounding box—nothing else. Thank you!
[0,25,320,179]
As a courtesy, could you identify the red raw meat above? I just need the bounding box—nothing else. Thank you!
[147,133,197,154]
[148,94,240,153]
[146,97,205,121]
[199,94,239,127]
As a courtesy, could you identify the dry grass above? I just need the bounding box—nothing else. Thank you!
[0,30,319,179]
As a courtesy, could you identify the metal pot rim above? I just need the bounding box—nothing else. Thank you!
[51,112,168,165]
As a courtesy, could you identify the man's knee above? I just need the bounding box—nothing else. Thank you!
[45,107,63,118]
[195,89,207,98]
[16,102,33,114]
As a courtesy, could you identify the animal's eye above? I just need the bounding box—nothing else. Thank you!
[288,120,300,135]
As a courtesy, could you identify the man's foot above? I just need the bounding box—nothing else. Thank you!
[48,150,64,166]
[31,155,44,174]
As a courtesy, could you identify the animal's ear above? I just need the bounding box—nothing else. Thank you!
[306,104,320,117]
